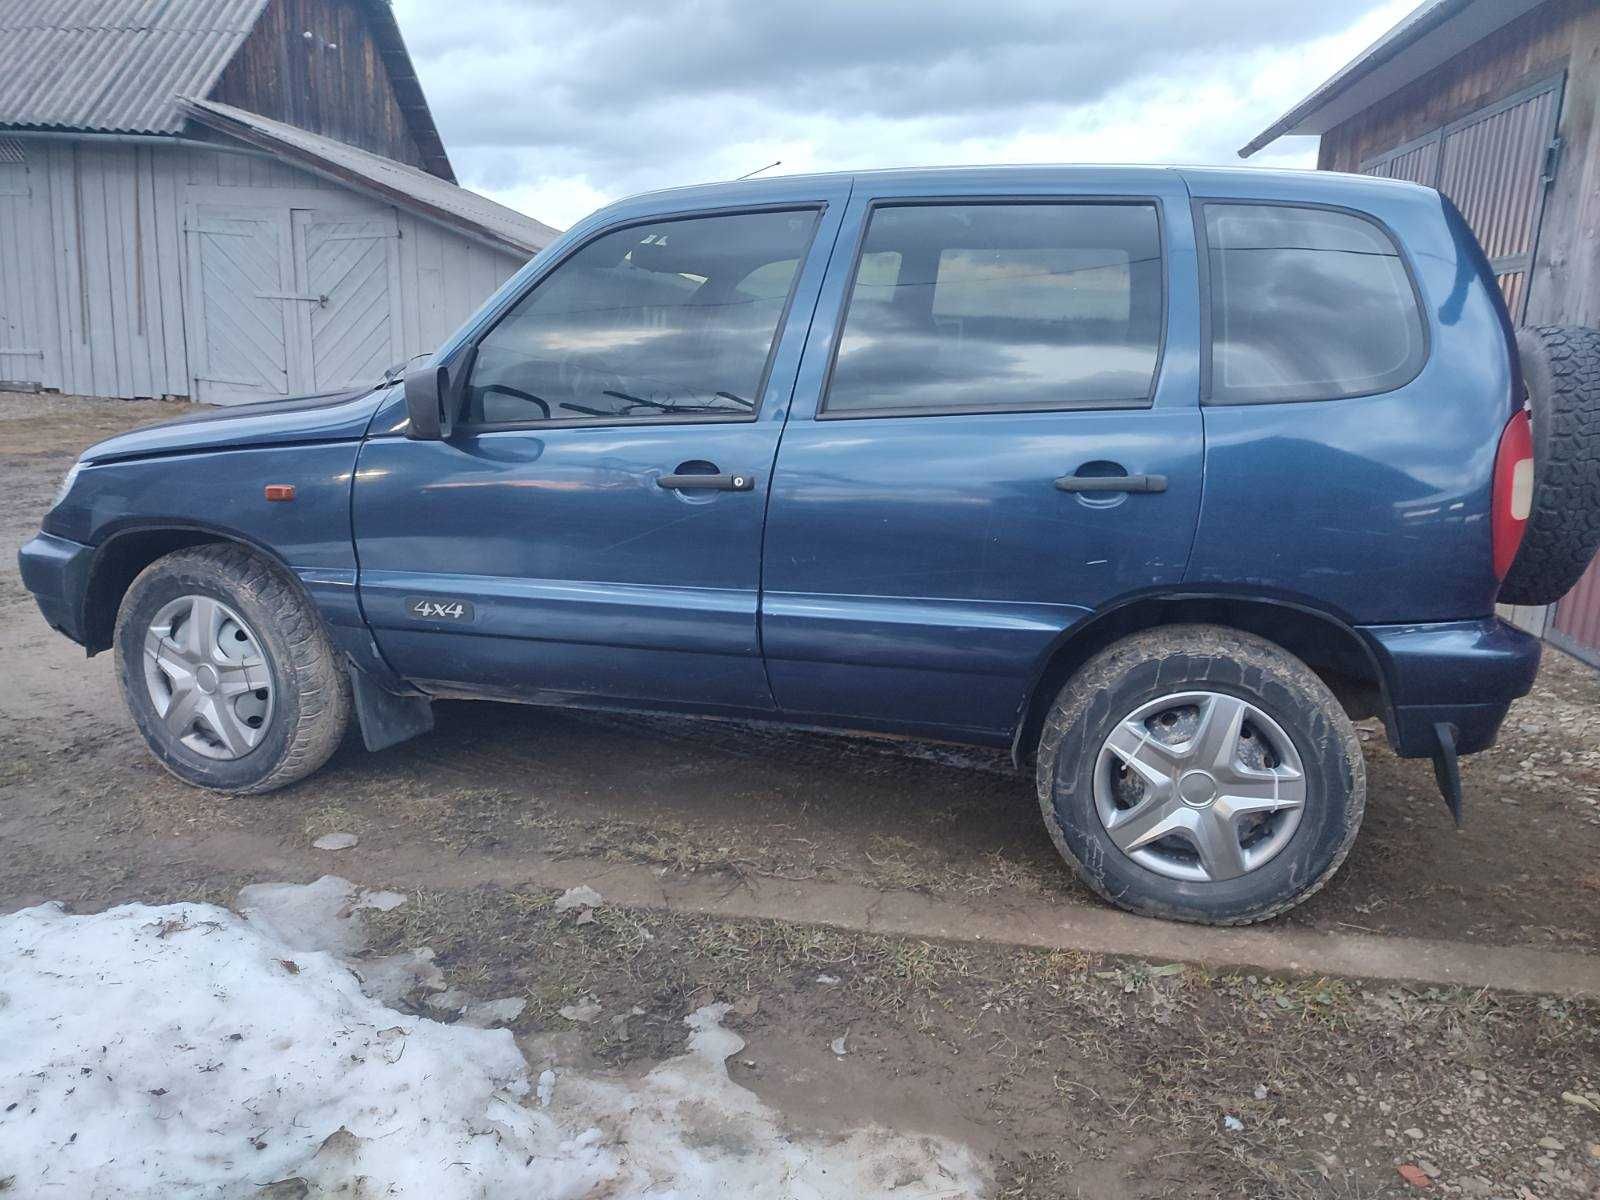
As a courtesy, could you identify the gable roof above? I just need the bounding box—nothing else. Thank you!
[0,0,451,178]
[183,97,560,257]
[1239,0,1548,157]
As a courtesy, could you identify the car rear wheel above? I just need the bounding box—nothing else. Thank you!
[1035,625,1365,925]
[114,544,350,793]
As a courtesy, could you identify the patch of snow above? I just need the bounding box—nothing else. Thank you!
[559,997,603,1023]
[552,885,603,912]
[0,885,987,1199]
[311,831,358,851]
[236,874,371,955]
[464,997,526,1028]
[354,945,445,1006]
[357,888,406,912]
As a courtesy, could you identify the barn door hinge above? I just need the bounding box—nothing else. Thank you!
[1541,136,1564,186]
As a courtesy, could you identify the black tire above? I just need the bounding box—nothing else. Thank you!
[113,544,351,793]
[1499,325,1600,606]
[1035,625,1365,925]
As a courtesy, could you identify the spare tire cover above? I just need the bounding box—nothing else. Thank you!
[1499,325,1600,606]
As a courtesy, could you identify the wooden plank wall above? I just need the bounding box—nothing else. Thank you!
[1318,1,1591,173]
[394,209,523,355]
[210,0,431,175]
[0,139,522,400]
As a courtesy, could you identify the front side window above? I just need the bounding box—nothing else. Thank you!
[823,202,1163,416]
[1204,203,1426,405]
[463,209,819,426]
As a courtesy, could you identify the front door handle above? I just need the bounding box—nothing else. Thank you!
[658,471,756,492]
[1055,473,1167,494]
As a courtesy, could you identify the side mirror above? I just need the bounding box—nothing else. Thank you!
[404,362,452,440]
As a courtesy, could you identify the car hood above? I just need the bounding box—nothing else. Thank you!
[79,385,399,465]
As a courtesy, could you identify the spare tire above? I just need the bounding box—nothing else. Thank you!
[1498,325,1600,606]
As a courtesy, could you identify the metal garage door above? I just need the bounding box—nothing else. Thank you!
[1362,74,1563,321]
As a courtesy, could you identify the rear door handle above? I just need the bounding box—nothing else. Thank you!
[1054,474,1167,494]
[657,472,756,492]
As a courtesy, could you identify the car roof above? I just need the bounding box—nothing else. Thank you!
[585,163,1437,228]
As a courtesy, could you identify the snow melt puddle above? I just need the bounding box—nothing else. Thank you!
[0,878,986,1199]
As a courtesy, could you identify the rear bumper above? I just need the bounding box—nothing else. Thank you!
[17,531,94,645]
[1359,617,1542,757]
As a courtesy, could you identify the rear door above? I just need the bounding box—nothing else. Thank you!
[353,182,851,712]
[760,171,1204,740]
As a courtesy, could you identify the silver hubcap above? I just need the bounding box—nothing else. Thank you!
[142,595,274,761]
[1093,691,1307,883]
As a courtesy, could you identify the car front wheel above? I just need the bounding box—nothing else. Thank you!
[114,544,350,794]
[1035,624,1365,925]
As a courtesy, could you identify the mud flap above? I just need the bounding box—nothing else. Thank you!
[1431,721,1463,828]
[347,663,434,752]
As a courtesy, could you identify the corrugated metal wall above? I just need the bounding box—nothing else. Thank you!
[1360,75,1562,320]
[0,136,524,402]
[1552,562,1600,665]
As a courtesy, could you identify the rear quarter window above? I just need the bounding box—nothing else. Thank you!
[1202,203,1427,405]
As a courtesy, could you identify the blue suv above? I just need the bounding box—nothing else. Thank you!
[22,166,1600,925]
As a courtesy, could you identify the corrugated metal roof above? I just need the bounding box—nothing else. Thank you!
[0,0,270,134]
[183,97,560,256]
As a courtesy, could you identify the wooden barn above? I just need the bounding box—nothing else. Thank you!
[0,0,558,405]
[1243,0,1600,667]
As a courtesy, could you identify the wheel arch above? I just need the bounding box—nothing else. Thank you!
[80,522,314,655]
[1011,591,1393,770]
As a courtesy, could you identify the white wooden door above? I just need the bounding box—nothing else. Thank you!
[0,153,46,388]
[291,210,401,393]
[186,206,294,404]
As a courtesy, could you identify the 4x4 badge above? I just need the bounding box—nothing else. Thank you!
[405,596,474,622]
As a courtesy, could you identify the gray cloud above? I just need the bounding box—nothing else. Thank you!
[393,0,1403,226]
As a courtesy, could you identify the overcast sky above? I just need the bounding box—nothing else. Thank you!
[392,0,1418,230]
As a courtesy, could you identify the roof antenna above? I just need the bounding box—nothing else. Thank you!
[738,159,782,180]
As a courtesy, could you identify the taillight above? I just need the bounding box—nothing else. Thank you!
[1492,410,1534,580]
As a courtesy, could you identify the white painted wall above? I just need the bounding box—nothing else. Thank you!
[0,138,525,401]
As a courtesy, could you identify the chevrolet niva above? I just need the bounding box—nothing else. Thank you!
[21,166,1600,924]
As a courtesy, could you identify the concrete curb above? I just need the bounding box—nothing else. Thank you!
[349,853,1600,999]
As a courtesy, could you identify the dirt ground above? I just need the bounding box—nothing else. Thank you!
[3,392,1600,1198]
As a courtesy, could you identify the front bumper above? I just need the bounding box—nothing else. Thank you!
[1359,617,1542,757]
[17,531,94,645]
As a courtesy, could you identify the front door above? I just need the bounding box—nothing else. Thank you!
[354,186,850,711]
[760,177,1204,740]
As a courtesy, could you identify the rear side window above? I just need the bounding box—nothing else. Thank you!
[823,203,1163,416]
[1203,203,1426,405]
